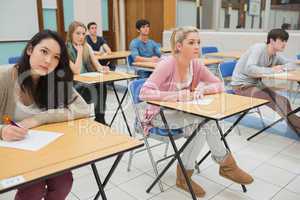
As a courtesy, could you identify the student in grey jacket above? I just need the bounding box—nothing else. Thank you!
[231,28,300,135]
[0,30,90,200]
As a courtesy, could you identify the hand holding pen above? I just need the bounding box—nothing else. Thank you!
[1,115,28,141]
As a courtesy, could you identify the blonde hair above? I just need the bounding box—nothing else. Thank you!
[170,26,199,54]
[66,21,90,62]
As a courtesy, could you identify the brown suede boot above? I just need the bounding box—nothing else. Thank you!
[287,114,300,137]
[219,153,254,185]
[176,164,205,197]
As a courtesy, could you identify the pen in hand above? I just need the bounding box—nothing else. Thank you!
[3,115,21,128]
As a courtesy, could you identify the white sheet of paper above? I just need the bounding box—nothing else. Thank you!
[271,72,288,77]
[186,97,213,105]
[0,130,63,151]
[80,72,102,77]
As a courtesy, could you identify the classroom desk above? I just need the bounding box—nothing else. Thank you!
[0,118,143,200]
[74,71,138,136]
[246,70,300,141]
[160,47,171,53]
[145,93,268,199]
[205,51,244,60]
[132,58,223,70]
[94,50,131,61]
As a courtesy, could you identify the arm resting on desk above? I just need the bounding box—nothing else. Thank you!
[23,89,90,128]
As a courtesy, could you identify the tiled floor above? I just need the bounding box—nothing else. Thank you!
[1,86,300,200]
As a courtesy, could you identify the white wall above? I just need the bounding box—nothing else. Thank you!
[163,30,300,58]
[177,0,197,27]
[0,0,39,41]
[73,0,103,35]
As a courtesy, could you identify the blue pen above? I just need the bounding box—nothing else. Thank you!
[10,120,21,128]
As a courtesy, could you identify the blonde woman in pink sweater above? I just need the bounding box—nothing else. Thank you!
[140,27,253,197]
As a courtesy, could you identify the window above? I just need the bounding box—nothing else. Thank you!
[176,0,300,31]
[219,0,266,30]
[269,0,300,30]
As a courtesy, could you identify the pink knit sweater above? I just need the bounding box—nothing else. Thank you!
[139,55,224,130]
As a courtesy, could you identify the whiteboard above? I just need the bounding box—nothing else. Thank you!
[0,0,39,41]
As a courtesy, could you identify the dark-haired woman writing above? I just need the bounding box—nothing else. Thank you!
[0,30,90,200]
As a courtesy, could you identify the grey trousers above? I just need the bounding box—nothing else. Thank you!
[152,109,228,169]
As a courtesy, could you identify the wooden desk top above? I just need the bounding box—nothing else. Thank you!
[148,93,268,120]
[262,70,300,82]
[132,58,222,69]
[161,47,171,53]
[0,118,143,192]
[205,51,244,59]
[132,61,157,69]
[74,71,138,84]
[94,51,130,60]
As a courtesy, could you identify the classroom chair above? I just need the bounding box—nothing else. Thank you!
[218,61,266,138]
[8,56,20,64]
[293,54,300,103]
[201,46,218,56]
[127,79,184,192]
[127,55,152,78]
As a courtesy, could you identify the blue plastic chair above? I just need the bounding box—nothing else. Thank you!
[201,46,218,56]
[293,54,300,103]
[8,56,20,64]
[219,61,265,135]
[127,79,184,191]
[127,55,152,78]
[218,60,237,94]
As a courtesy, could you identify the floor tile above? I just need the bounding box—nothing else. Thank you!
[228,177,281,200]
[272,189,300,200]
[118,173,170,200]
[211,189,253,200]
[285,176,300,194]
[149,187,191,200]
[252,163,296,187]
[267,153,300,174]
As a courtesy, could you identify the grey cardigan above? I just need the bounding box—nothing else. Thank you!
[231,43,299,87]
[0,67,91,138]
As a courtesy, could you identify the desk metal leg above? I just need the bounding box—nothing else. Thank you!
[195,111,249,193]
[109,83,132,136]
[146,111,209,200]
[215,120,247,193]
[196,111,248,168]
[91,154,124,200]
[91,163,107,200]
[247,88,300,140]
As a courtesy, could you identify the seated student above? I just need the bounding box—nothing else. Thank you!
[66,21,109,124]
[139,26,253,197]
[0,30,90,200]
[86,22,116,71]
[281,23,291,31]
[129,19,161,78]
[231,28,300,136]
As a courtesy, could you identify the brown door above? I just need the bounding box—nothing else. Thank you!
[36,0,66,40]
[102,0,117,51]
[124,0,164,49]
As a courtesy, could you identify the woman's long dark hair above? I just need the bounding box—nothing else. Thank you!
[16,30,75,110]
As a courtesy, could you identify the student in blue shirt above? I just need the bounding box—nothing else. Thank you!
[129,19,161,78]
